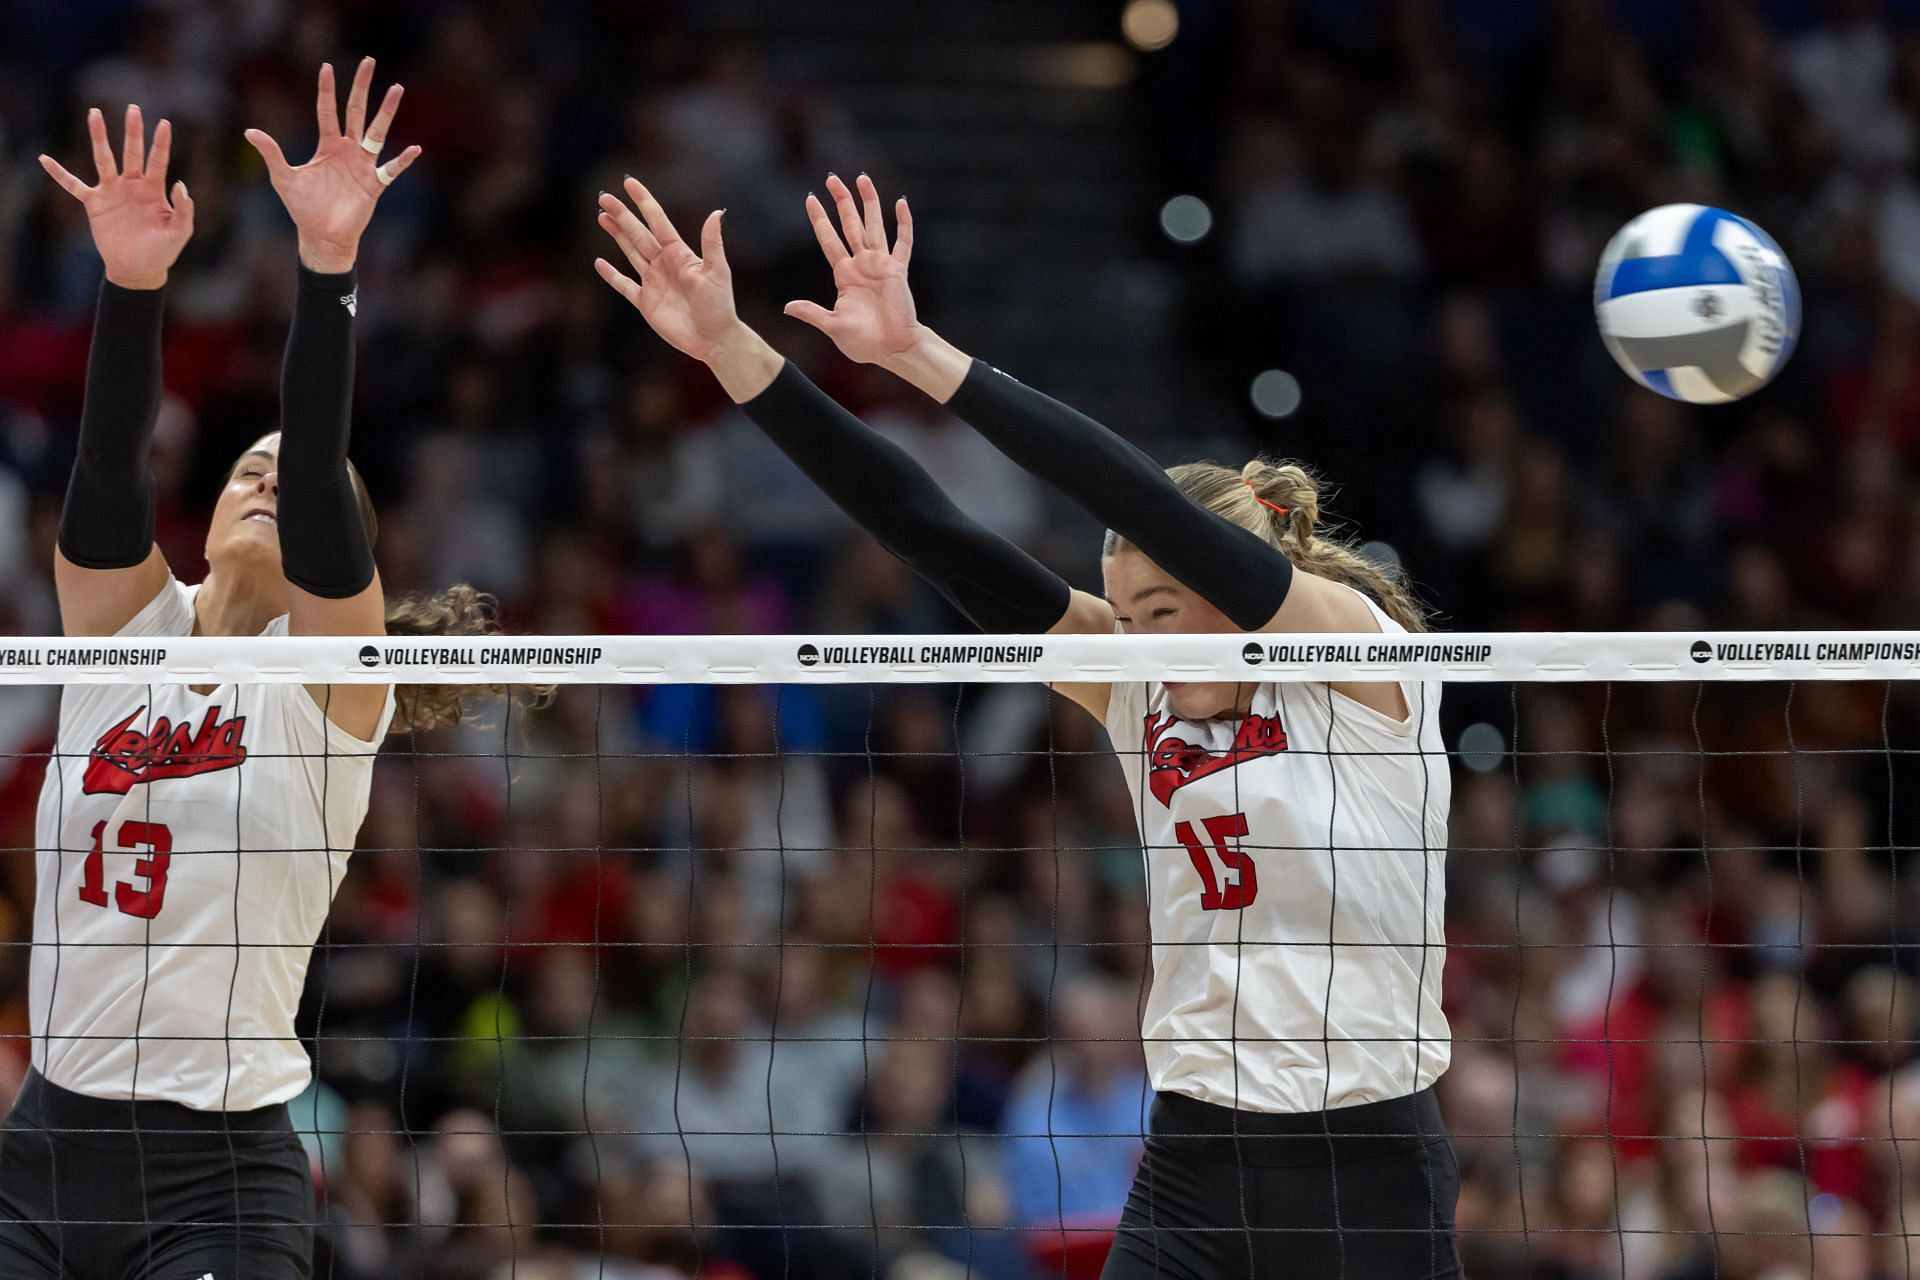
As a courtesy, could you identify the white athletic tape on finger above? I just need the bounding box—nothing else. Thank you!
[375,160,397,186]
[360,134,383,156]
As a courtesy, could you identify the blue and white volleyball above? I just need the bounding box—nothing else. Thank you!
[1594,204,1800,404]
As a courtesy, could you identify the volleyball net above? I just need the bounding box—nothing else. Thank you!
[1,630,1917,1280]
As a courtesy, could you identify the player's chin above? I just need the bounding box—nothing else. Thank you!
[217,521,281,563]
[1167,683,1235,721]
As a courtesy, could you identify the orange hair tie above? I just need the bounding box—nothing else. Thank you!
[1243,477,1289,518]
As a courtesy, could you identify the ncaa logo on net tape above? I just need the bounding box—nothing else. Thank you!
[358,645,381,669]
[1242,641,1264,667]
[1690,640,1713,664]
[797,643,821,668]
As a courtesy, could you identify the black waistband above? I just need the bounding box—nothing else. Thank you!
[1148,1087,1447,1167]
[7,1069,294,1149]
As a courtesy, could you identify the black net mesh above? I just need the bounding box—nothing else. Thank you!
[0,672,1915,1280]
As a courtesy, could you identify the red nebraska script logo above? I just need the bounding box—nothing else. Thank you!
[83,706,249,795]
[1144,711,1288,805]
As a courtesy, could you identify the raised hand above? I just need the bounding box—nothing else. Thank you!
[594,178,739,362]
[40,106,195,291]
[244,58,421,273]
[785,173,924,365]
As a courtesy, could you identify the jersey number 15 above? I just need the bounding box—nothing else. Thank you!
[79,819,172,920]
[1174,813,1257,910]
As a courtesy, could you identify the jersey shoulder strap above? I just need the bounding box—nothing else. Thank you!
[1104,677,1150,753]
[116,575,196,639]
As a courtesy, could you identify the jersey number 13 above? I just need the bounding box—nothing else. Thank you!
[78,819,173,919]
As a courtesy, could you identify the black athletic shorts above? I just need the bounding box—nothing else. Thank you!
[1102,1087,1463,1280]
[0,1068,314,1279]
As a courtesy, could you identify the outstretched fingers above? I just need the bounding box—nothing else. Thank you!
[146,118,172,180]
[316,62,340,139]
[892,196,913,265]
[783,299,837,335]
[42,106,195,203]
[822,173,911,261]
[597,212,654,281]
[377,144,423,187]
[39,154,89,200]
[622,176,684,248]
[120,105,145,179]
[854,173,886,251]
[344,56,375,140]
[699,209,728,276]
[593,257,644,309]
[824,174,864,256]
[598,193,662,271]
[805,192,849,266]
[364,82,404,154]
[243,129,293,183]
[87,107,117,182]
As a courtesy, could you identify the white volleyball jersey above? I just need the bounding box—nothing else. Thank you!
[31,577,393,1111]
[1106,595,1451,1113]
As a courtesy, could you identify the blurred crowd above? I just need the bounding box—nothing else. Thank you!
[3,0,1920,1277]
[1175,4,1920,1272]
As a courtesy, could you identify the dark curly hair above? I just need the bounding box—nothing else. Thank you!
[348,463,554,735]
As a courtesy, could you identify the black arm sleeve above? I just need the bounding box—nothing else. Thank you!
[276,265,375,599]
[57,281,166,569]
[740,361,1071,633]
[946,359,1292,630]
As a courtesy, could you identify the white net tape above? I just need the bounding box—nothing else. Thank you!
[7,631,1920,685]
[6,630,1918,1278]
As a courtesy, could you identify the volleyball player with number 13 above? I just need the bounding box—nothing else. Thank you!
[596,173,1461,1278]
[0,61,511,1279]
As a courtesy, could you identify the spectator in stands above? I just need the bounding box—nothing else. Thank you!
[3,2,1920,1274]
[1000,975,1150,1275]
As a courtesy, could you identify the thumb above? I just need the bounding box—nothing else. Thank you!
[242,128,290,180]
[783,300,836,334]
[170,181,195,232]
[700,208,727,272]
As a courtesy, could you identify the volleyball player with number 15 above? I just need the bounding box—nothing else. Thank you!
[0,62,516,1279]
[595,174,1461,1278]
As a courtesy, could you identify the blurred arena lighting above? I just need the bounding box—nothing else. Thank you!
[1122,0,1180,52]
[1035,42,1136,90]
[1359,539,1402,571]
[1458,722,1506,773]
[1249,368,1302,417]
[1159,195,1213,244]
